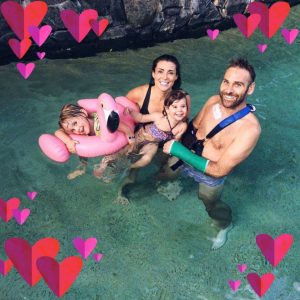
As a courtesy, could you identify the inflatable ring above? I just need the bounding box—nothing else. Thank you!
[39,93,138,163]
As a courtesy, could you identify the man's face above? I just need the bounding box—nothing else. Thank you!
[219,67,254,109]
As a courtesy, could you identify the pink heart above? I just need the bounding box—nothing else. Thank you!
[37,52,46,59]
[0,258,13,276]
[257,44,267,53]
[247,272,275,297]
[256,233,293,267]
[16,62,35,79]
[233,14,261,38]
[0,197,20,222]
[206,29,219,40]
[281,28,299,45]
[28,25,52,46]
[60,9,98,42]
[72,237,97,259]
[93,253,103,262]
[8,38,32,59]
[90,18,109,37]
[13,208,30,225]
[237,264,247,273]
[27,191,38,200]
[228,279,241,291]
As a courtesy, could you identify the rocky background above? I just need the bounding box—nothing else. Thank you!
[0,0,299,64]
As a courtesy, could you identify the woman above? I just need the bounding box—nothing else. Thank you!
[117,54,191,202]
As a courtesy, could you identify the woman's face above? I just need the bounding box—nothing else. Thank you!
[152,60,178,92]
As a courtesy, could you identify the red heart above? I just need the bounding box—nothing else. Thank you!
[233,14,261,38]
[8,38,32,59]
[4,237,60,286]
[0,258,13,276]
[247,273,275,297]
[0,1,48,40]
[0,198,20,222]
[248,1,290,39]
[256,233,293,267]
[60,9,98,42]
[90,18,109,37]
[37,256,83,298]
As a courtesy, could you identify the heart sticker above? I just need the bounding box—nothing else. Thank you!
[90,18,109,37]
[228,279,241,291]
[247,272,275,297]
[248,1,290,39]
[73,237,97,259]
[0,258,13,276]
[233,14,261,38]
[28,25,52,46]
[37,256,83,298]
[281,28,299,45]
[17,63,35,79]
[13,208,30,225]
[8,38,32,59]
[206,29,219,40]
[4,237,60,286]
[256,233,293,267]
[0,198,20,222]
[0,1,48,40]
[60,9,98,42]
[27,191,38,200]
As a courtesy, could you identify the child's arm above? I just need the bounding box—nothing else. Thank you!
[124,107,159,124]
[54,129,79,153]
[173,122,188,141]
[118,122,135,145]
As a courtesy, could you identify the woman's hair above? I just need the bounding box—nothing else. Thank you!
[58,104,86,128]
[149,54,181,89]
[163,89,188,115]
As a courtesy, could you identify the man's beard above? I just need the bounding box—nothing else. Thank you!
[219,90,248,109]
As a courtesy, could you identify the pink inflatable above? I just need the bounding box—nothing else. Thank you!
[39,93,138,163]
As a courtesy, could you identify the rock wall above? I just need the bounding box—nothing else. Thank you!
[0,0,299,64]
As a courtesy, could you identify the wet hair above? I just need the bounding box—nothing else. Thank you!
[163,89,188,116]
[149,54,181,89]
[227,58,256,83]
[58,104,86,128]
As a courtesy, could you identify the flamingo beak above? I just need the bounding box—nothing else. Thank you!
[107,110,120,133]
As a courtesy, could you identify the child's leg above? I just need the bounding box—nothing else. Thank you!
[67,157,88,180]
[130,143,158,169]
[93,155,115,179]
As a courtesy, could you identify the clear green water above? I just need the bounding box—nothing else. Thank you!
[0,5,300,300]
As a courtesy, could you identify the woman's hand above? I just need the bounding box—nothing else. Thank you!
[66,139,79,154]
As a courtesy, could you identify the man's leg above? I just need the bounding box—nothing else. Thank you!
[198,182,232,249]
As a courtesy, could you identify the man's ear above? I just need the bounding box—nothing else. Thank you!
[247,82,255,95]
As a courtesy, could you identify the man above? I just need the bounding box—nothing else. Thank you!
[163,58,261,249]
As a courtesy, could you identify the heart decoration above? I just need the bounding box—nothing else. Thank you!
[90,18,109,37]
[60,9,98,42]
[27,191,38,200]
[228,279,241,291]
[248,1,290,39]
[73,237,97,259]
[17,63,35,79]
[4,237,60,286]
[37,256,83,298]
[0,198,20,222]
[233,14,261,38]
[206,29,219,41]
[247,272,275,297]
[281,28,299,45]
[93,253,103,262]
[13,208,30,225]
[237,264,247,273]
[28,25,52,46]
[37,52,46,59]
[8,38,32,59]
[256,233,293,267]
[0,258,13,276]
[257,44,267,53]
[0,1,48,40]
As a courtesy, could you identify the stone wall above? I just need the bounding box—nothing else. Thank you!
[0,0,299,64]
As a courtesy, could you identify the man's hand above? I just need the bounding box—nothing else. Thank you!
[66,139,79,153]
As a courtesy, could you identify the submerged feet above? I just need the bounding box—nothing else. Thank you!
[208,223,233,250]
[67,167,86,180]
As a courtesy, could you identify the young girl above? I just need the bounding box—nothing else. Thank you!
[55,103,134,180]
[124,89,188,169]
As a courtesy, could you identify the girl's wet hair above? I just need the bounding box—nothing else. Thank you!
[58,104,86,128]
[149,54,181,89]
[163,89,188,115]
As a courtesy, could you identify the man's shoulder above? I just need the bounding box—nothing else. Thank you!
[239,113,261,139]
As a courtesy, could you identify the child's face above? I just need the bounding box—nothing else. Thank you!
[166,98,187,121]
[62,116,91,135]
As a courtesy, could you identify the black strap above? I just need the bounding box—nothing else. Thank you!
[140,85,151,114]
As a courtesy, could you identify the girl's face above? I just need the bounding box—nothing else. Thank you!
[152,60,178,92]
[165,98,188,121]
[62,115,91,135]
